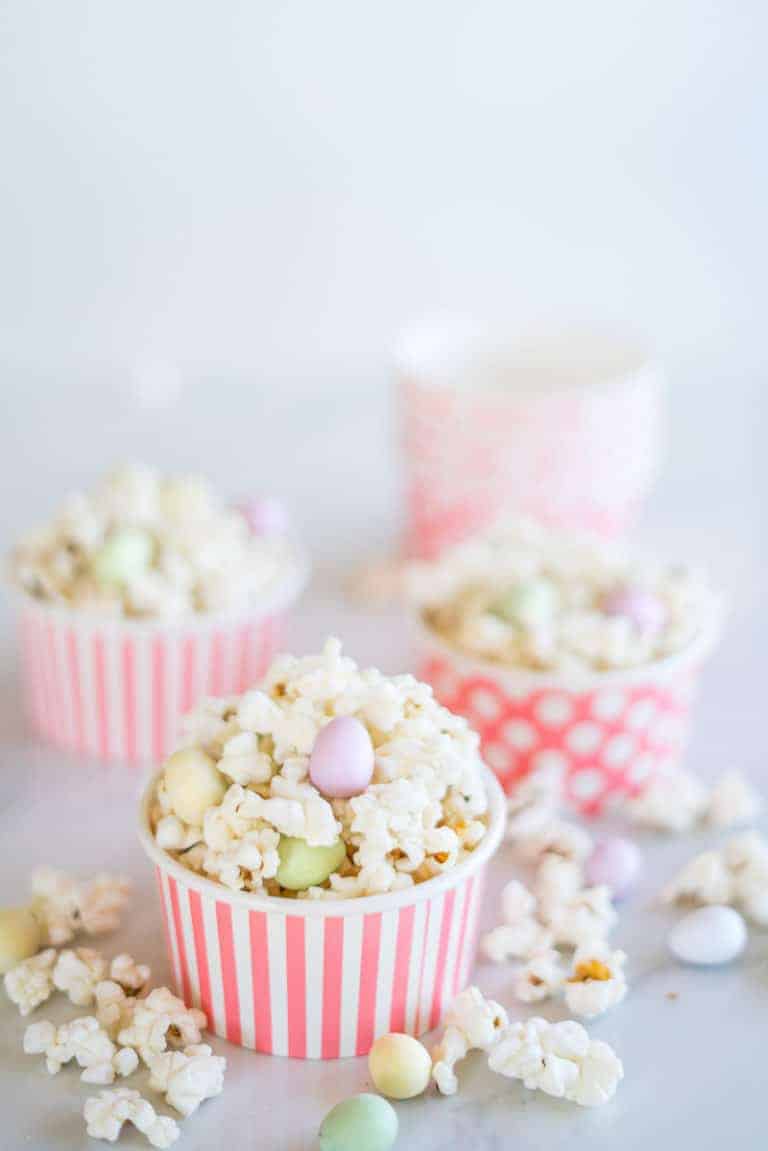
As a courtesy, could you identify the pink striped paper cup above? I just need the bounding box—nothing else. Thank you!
[15,559,307,765]
[395,321,664,559]
[138,767,505,1059]
[416,611,720,817]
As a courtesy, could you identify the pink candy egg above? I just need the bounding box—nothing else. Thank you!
[602,585,667,634]
[237,497,289,537]
[585,837,642,899]
[309,717,375,799]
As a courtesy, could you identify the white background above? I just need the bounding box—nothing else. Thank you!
[0,5,765,1149]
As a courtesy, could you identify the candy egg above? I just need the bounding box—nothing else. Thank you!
[489,579,559,628]
[276,836,347,891]
[368,1032,431,1099]
[91,528,154,588]
[237,497,289,537]
[319,1094,398,1151]
[585,837,642,899]
[668,905,747,965]
[0,907,42,974]
[309,717,375,799]
[602,585,667,634]
[163,748,226,826]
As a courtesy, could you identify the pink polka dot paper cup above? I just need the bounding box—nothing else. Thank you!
[396,321,664,559]
[14,557,308,766]
[138,767,505,1059]
[416,614,720,816]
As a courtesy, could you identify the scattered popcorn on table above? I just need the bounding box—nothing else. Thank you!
[663,832,768,924]
[431,987,508,1096]
[662,850,732,907]
[542,885,617,948]
[4,948,56,1015]
[487,1016,623,1107]
[94,981,139,1039]
[564,942,628,1018]
[147,1043,226,1116]
[626,769,709,833]
[23,1015,136,1084]
[535,854,585,910]
[705,771,763,829]
[30,868,131,946]
[11,465,298,619]
[52,948,108,1007]
[481,879,551,963]
[109,953,151,993]
[117,987,207,1064]
[411,520,716,673]
[513,948,565,1003]
[83,1087,180,1148]
[504,764,563,841]
[513,818,594,867]
[149,639,490,898]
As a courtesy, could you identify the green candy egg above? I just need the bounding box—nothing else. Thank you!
[276,836,347,892]
[488,578,559,627]
[319,1094,398,1151]
[91,528,154,588]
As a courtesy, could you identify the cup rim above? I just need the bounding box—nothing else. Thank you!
[414,595,723,691]
[138,764,506,918]
[8,543,310,635]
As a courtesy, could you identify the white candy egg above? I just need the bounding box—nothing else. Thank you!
[668,905,747,966]
[163,747,226,826]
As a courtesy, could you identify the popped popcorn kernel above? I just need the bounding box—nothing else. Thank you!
[83,1087,180,1148]
[4,948,57,1015]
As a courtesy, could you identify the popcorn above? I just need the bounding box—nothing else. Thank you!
[11,465,298,619]
[663,832,768,925]
[147,1043,226,1116]
[83,1088,180,1148]
[413,520,715,673]
[109,953,150,993]
[23,1015,137,1084]
[30,867,131,946]
[662,850,733,906]
[543,885,617,948]
[488,1016,623,1106]
[118,987,207,1063]
[505,764,563,840]
[564,942,628,1018]
[626,769,709,833]
[152,639,489,898]
[95,981,140,1039]
[535,854,584,909]
[481,880,551,963]
[513,818,594,867]
[431,987,508,1096]
[513,948,565,1003]
[705,771,763,829]
[52,948,108,1006]
[4,948,57,1015]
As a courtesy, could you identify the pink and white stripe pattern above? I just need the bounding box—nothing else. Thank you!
[154,864,486,1059]
[18,600,284,764]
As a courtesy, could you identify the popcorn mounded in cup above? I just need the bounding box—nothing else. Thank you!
[10,464,298,619]
[148,638,490,899]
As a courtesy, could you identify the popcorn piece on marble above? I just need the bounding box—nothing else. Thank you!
[535,854,584,910]
[481,879,551,963]
[147,1043,226,1116]
[662,850,733,907]
[705,771,763,830]
[725,831,768,925]
[488,1016,623,1106]
[4,948,57,1015]
[23,1015,136,1084]
[83,1087,180,1148]
[564,942,628,1018]
[118,987,207,1064]
[431,986,508,1095]
[30,868,131,946]
[505,765,563,841]
[513,948,565,1004]
[53,948,108,1007]
[513,818,593,866]
[109,954,151,993]
[626,769,708,833]
[95,981,139,1039]
[543,886,617,948]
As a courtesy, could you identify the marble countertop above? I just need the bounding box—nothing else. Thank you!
[0,592,764,1151]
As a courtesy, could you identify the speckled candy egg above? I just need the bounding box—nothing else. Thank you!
[319,1094,398,1151]
[276,836,347,891]
[668,905,747,965]
[489,578,559,628]
[585,837,642,899]
[368,1032,431,1099]
[91,528,154,588]
[309,717,375,799]
[237,497,289,537]
[602,585,667,634]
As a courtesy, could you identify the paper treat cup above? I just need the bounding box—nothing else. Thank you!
[138,767,505,1059]
[416,615,719,816]
[395,321,664,558]
[15,559,308,765]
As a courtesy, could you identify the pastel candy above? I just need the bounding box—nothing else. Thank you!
[489,579,559,627]
[238,497,289,537]
[163,748,226,827]
[602,585,667,634]
[0,907,42,974]
[276,836,347,891]
[319,1094,398,1151]
[309,717,375,799]
[368,1033,431,1099]
[668,905,747,965]
[91,528,154,588]
[585,837,642,899]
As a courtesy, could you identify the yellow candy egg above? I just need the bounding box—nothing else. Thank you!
[0,907,42,974]
[163,747,226,826]
[368,1032,432,1099]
